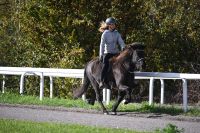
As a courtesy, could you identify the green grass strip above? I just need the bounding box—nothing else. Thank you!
[0,92,200,116]
[0,119,142,133]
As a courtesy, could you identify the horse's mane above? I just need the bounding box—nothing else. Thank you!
[114,49,131,62]
[112,42,144,63]
[129,42,145,50]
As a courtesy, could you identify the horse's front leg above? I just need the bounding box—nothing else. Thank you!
[90,80,108,114]
[95,89,109,114]
[111,90,126,115]
[117,85,132,104]
[124,88,132,104]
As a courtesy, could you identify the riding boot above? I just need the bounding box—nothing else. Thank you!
[99,75,105,89]
[100,69,108,89]
[99,53,113,89]
[99,61,106,89]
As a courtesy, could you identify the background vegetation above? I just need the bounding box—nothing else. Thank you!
[0,0,200,104]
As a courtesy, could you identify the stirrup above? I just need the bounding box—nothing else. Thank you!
[99,81,109,89]
[99,82,104,89]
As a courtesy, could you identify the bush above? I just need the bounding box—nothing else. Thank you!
[0,0,200,102]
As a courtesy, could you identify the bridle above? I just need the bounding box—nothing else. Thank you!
[137,57,144,62]
[134,49,145,63]
[122,49,144,73]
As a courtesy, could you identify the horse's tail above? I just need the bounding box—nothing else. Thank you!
[73,68,90,99]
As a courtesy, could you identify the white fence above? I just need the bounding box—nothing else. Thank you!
[1,67,200,112]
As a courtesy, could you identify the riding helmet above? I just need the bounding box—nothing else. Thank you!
[105,17,116,25]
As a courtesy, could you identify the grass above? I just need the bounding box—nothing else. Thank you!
[0,92,200,116]
[0,93,188,133]
[154,124,184,133]
[0,92,102,110]
[0,119,141,133]
[0,119,184,133]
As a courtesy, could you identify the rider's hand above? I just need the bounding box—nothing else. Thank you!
[122,47,125,51]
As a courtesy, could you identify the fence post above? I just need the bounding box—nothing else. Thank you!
[103,89,106,102]
[82,93,86,101]
[50,76,53,98]
[2,75,5,93]
[182,79,188,112]
[149,77,154,105]
[81,78,86,101]
[20,72,26,94]
[160,79,164,104]
[39,72,44,100]
[106,89,111,105]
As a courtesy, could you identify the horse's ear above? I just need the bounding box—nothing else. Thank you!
[140,43,145,49]
[126,45,132,49]
[130,42,145,49]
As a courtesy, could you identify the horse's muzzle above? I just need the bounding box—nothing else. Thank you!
[136,58,145,71]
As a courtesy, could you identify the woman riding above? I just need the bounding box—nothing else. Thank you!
[99,17,125,89]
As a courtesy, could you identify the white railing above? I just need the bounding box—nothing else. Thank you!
[0,67,84,101]
[1,67,200,112]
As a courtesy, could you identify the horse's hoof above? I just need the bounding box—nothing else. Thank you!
[86,99,95,105]
[124,100,129,104]
[110,112,117,115]
[103,112,109,115]
[123,99,131,104]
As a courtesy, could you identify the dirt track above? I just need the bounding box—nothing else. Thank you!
[0,103,200,133]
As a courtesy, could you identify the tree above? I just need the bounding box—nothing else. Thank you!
[1,0,200,102]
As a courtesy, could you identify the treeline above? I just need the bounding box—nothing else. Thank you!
[0,0,200,103]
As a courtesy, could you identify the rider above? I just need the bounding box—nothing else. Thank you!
[99,17,125,89]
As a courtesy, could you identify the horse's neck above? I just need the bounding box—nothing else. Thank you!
[113,50,132,63]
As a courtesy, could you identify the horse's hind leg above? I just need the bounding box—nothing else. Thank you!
[117,84,132,104]
[124,87,132,104]
[86,89,96,105]
[111,90,126,115]
[90,79,108,114]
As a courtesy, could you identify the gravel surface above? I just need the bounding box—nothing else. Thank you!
[0,103,200,133]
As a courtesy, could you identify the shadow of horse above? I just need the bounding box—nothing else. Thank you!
[74,42,145,115]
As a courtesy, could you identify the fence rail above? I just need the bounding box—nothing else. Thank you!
[1,66,200,112]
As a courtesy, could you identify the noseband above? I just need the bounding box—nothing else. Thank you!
[134,49,144,63]
[137,58,144,62]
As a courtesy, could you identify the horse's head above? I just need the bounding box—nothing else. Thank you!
[128,42,145,71]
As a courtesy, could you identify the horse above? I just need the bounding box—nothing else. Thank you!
[73,42,145,115]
